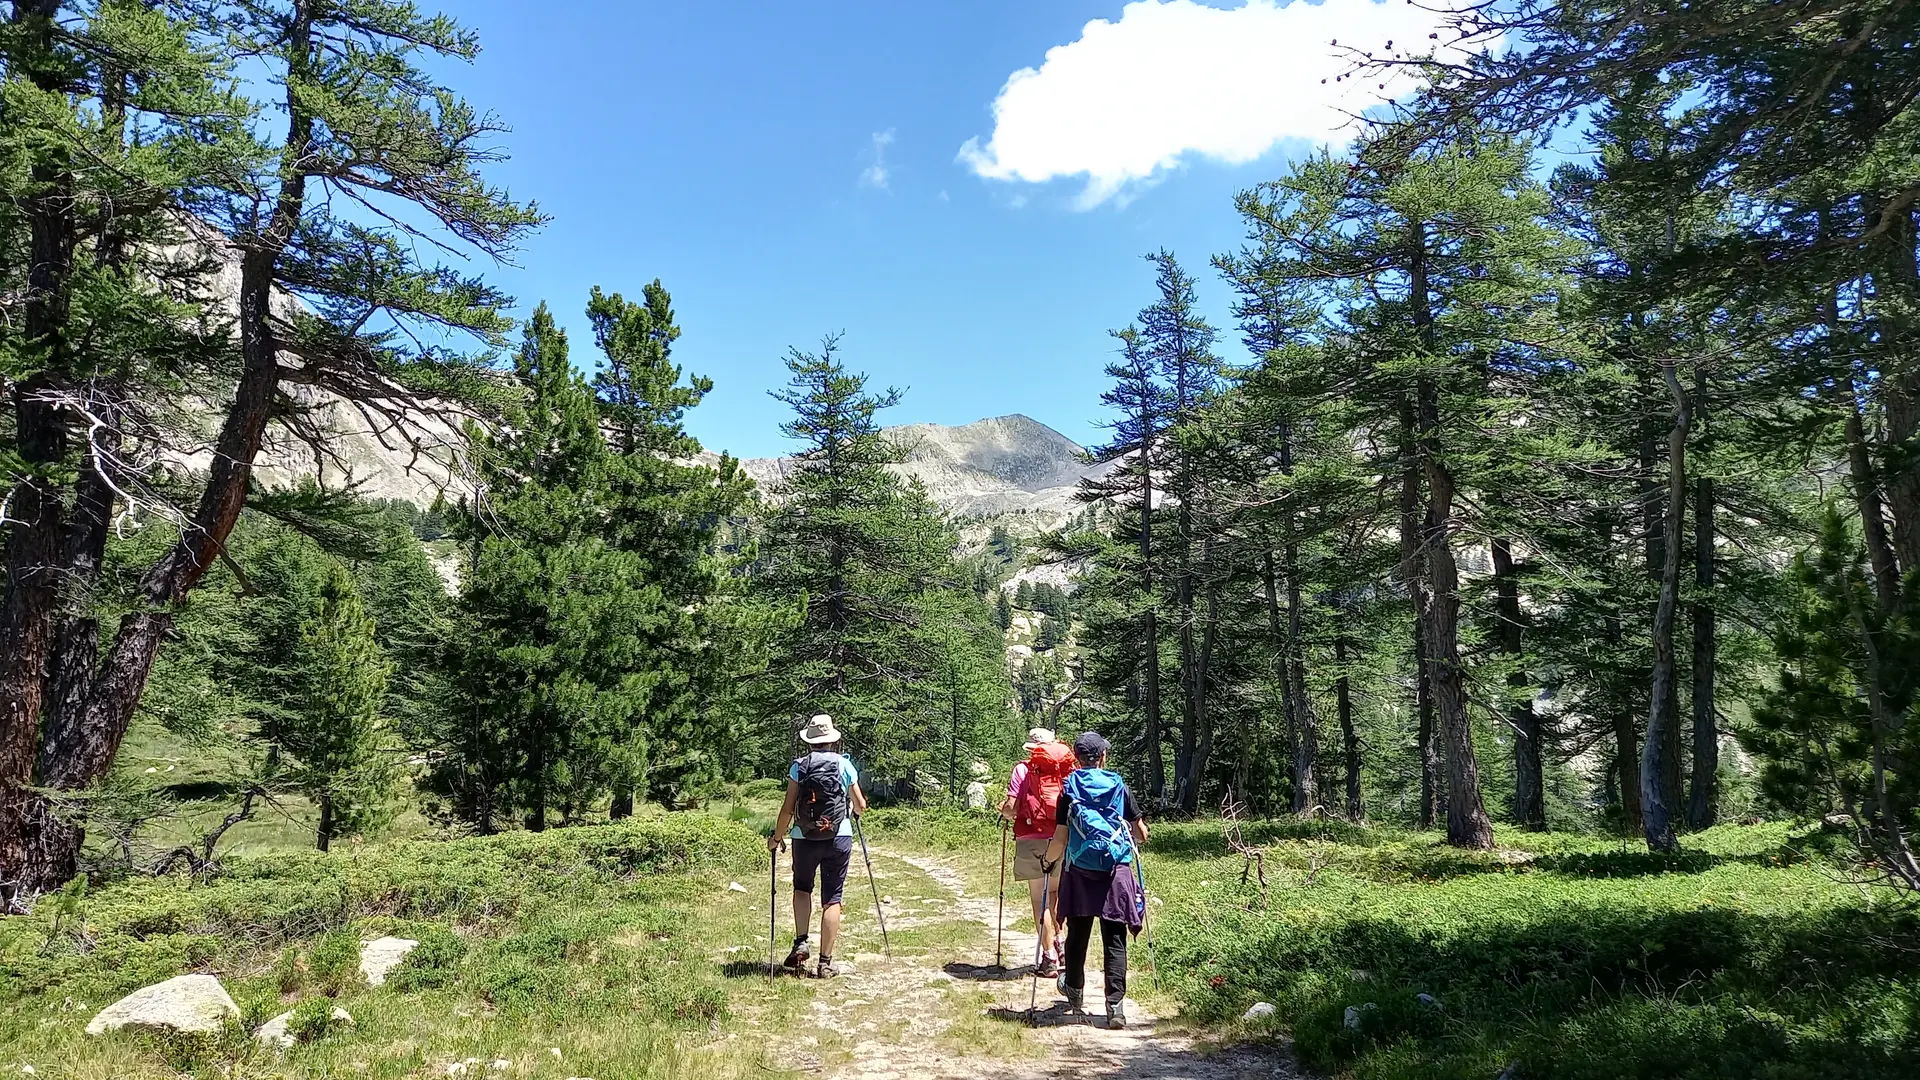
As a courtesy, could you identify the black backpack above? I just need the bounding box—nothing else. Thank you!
[794,752,848,841]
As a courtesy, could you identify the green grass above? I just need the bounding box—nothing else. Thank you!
[1139,818,1919,1080]
[1,817,790,1079]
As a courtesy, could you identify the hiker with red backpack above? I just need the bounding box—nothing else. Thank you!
[999,727,1073,976]
[1040,730,1148,1028]
[768,714,868,979]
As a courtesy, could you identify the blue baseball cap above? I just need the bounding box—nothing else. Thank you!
[1072,731,1111,762]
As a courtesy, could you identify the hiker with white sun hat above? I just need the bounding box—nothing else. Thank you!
[769,714,868,978]
[999,726,1071,976]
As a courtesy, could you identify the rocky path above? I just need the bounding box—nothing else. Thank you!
[756,849,1303,1080]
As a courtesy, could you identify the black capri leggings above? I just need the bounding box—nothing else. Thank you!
[1063,915,1128,1006]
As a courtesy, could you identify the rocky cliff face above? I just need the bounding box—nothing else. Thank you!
[740,413,1113,525]
[258,399,1108,527]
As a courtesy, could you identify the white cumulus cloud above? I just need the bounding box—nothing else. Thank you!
[958,0,1486,209]
[859,129,895,191]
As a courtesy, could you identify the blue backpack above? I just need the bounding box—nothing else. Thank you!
[1064,769,1134,872]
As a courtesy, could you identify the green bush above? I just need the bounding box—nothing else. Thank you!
[1147,823,1920,1080]
[307,929,363,996]
[383,924,466,990]
[286,995,340,1043]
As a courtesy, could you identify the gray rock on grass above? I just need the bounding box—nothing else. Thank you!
[359,936,419,987]
[254,1005,353,1050]
[1243,1001,1277,1020]
[84,974,238,1036]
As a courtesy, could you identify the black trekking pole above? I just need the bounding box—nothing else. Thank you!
[1132,842,1160,992]
[1027,865,1051,1024]
[852,814,891,959]
[995,818,1009,970]
[768,842,778,982]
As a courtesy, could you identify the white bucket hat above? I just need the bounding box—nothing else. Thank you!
[800,714,842,745]
[1022,727,1056,751]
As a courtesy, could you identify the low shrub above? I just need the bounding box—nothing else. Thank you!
[1148,823,1920,1080]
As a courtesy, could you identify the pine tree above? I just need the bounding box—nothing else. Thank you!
[435,306,653,831]
[584,281,759,811]
[280,562,395,851]
[755,337,1009,783]
[1,0,538,895]
[995,589,1014,632]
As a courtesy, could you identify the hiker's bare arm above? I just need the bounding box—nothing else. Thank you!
[1043,824,1067,867]
[1130,818,1148,845]
[850,782,868,816]
[998,793,1016,820]
[769,780,800,851]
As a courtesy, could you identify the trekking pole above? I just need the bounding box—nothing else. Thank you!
[1027,866,1050,1024]
[768,843,778,983]
[852,815,891,958]
[1132,842,1160,992]
[995,818,1009,970]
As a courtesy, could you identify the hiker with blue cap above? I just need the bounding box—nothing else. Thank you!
[1038,730,1147,1028]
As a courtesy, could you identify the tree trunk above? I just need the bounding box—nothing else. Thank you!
[1607,609,1644,834]
[1335,632,1363,823]
[1263,553,1314,813]
[8,2,320,895]
[1186,576,1219,813]
[1492,538,1546,830]
[1642,363,1690,853]
[1398,398,1441,829]
[609,787,634,820]
[1139,447,1164,804]
[1686,367,1718,831]
[1407,226,1492,850]
[317,793,334,853]
[0,0,76,906]
[1285,552,1320,816]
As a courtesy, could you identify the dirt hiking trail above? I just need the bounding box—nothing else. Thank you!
[735,848,1305,1080]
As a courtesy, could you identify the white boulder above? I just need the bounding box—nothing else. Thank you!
[359,936,419,987]
[84,974,238,1036]
[1243,1001,1277,1020]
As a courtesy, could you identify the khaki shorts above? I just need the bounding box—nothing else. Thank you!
[1013,837,1062,884]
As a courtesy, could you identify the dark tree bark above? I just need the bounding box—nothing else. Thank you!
[1408,227,1494,850]
[1607,608,1644,834]
[0,0,77,907]
[316,793,334,853]
[1397,398,1441,829]
[1335,632,1363,823]
[9,2,320,895]
[1492,538,1546,830]
[1263,553,1315,814]
[1642,362,1690,852]
[1686,367,1719,831]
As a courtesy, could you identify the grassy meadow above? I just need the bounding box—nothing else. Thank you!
[3,790,1914,1080]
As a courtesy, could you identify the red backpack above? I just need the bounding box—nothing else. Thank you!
[1019,742,1076,836]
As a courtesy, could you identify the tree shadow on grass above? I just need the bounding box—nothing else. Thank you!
[720,959,802,979]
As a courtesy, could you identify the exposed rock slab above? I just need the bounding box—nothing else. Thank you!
[84,974,238,1036]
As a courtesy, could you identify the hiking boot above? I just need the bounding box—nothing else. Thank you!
[1107,1000,1128,1029]
[815,957,842,979]
[782,942,811,970]
[1056,972,1082,1011]
[1036,954,1060,978]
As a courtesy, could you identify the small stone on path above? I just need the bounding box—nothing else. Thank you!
[1244,1001,1277,1020]
[85,974,239,1036]
[727,882,747,893]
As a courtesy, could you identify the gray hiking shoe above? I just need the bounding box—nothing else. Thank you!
[1107,1000,1128,1028]
[1056,972,1082,1011]
[782,942,810,970]
[815,957,842,979]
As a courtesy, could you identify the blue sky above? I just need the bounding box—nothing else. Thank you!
[440,1,1461,458]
